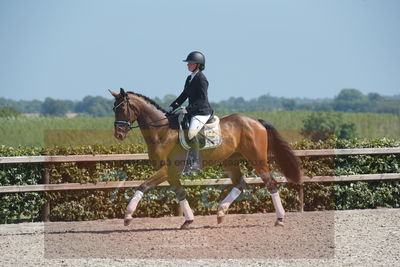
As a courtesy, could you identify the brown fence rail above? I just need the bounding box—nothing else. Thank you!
[1,173,400,194]
[1,147,400,164]
[1,148,399,220]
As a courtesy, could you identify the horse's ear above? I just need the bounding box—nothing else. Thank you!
[120,88,127,96]
[108,89,119,98]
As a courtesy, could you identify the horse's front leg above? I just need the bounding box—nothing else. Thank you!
[124,165,168,226]
[167,164,195,230]
[217,160,247,224]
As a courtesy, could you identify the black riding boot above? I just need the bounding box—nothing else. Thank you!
[183,136,201,175]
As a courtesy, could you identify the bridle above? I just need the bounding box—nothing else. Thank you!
[113,95,135,131]
[113,94,170,131]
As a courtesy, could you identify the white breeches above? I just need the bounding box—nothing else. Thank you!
[188,114,211,140]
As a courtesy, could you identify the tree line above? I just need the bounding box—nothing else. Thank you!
[1,88,399,117]
[211,89,400,114]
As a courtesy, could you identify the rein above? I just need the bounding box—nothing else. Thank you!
[115,117,170,130]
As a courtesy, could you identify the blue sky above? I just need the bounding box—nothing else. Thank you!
[0,0,399,101]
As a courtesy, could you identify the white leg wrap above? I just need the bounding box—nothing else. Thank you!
[271,191,285,219]
[220,187,241,209]
[126,191,143,215]
[179,199,194,221]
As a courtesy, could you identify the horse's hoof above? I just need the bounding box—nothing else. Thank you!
[217,205,228,224]
[180,220,193,230]
[274,218,284,227]
[124,215,133,226]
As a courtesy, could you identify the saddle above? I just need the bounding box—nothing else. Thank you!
[177,110,222,151]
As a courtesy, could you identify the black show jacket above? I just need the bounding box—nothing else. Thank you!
[170,71,213,116]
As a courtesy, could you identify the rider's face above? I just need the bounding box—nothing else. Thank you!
[187,62,197,72]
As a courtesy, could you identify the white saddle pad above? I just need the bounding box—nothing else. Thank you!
[178,113,222,151]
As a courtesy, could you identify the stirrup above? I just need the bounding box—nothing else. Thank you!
[182,166,200,176]
[182,150,200,175]
[182,161,201,176]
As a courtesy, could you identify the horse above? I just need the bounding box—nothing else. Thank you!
[110,88,302,229]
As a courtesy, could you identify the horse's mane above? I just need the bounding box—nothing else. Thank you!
[127,91,166,113]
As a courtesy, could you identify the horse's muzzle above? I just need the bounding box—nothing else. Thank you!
[114,131,127,140]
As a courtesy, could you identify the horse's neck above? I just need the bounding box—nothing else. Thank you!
[137,102,164,127]
[135,99,168,146]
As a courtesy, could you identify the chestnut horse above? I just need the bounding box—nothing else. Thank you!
[110,88,302,229]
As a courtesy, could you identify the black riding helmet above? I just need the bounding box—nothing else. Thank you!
[183,51,205,65]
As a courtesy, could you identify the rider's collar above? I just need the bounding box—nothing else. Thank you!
[190,69,199,82]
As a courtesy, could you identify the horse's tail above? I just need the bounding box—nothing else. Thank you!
[258,119,303,184]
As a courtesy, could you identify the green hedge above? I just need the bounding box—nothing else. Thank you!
[0,146,44,223]
[0,138,399,223]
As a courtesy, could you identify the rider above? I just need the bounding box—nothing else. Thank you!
[166,51,213,172]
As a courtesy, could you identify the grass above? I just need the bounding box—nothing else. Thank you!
[0,111,399,147]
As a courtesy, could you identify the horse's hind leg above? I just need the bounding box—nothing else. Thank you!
[240,143,285,226]
[217,159,247,224]
[259,172,285,226]
[124,166,168,226]
[261,172,285,227]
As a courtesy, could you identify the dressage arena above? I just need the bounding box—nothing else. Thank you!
[1,209,399,266]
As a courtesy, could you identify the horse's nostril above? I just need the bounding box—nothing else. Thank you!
[114,132,123,140]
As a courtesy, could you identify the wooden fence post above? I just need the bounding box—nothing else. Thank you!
[298,184,304,212]
[42,157,50,222]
